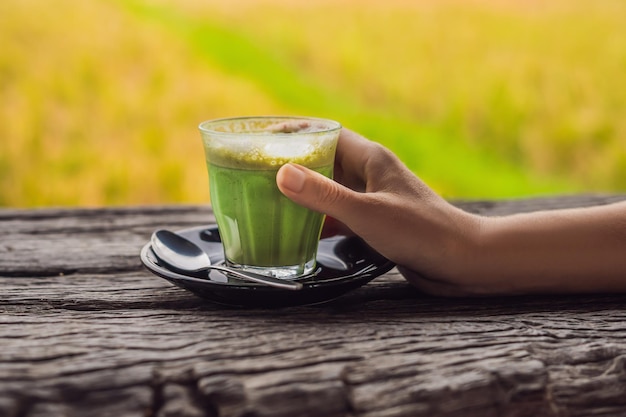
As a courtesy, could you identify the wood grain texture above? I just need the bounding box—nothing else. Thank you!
[1,195,625,417]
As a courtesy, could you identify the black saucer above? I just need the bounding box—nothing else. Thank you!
[140,225,395,308]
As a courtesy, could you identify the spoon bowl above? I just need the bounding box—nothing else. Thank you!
[150,229,303,291]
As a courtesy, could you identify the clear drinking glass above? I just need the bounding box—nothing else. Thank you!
[199,116,341,279]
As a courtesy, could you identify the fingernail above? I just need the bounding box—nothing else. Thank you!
[278,163,306,193]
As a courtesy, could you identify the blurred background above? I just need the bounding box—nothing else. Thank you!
[1,0,625,207]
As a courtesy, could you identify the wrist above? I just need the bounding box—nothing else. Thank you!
[397,205,489,297]
[433,208,515,296]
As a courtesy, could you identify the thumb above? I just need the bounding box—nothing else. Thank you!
[276,163,361,220]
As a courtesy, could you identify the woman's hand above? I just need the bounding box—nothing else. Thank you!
[276,128,626,296]
[276,128,482,294]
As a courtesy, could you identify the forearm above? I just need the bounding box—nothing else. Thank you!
[467,201,626,294]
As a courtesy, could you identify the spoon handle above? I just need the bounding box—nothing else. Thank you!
[207,265,303,291]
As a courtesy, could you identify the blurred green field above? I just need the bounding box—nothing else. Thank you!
[1,0,625,207]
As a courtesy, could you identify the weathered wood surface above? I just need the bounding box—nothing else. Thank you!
[1,194,626,417]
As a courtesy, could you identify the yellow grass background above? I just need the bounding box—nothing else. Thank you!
[1,0,625,207]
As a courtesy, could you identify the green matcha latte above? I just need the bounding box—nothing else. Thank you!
[199,117,341,279]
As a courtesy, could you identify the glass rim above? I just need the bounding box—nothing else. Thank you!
[198,115,342,136]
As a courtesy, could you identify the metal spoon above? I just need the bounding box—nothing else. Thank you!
[150,229,303,291]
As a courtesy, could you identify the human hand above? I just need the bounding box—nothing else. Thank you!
[278,128,626,296]
[276,128,481,294]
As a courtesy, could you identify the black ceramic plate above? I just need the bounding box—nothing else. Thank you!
[140,225,395,308]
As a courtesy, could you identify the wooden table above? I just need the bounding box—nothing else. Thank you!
[1,195,625,417]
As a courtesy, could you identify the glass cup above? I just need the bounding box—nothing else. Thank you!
[198,116,341,279]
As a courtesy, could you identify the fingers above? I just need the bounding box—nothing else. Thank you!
[265,121,311,133]
[274,162,355,238]
[275,129,403,239]
[276,163,364,220]
[336,128,373,163]
[333,129,376,191]
[335,128,409,193]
